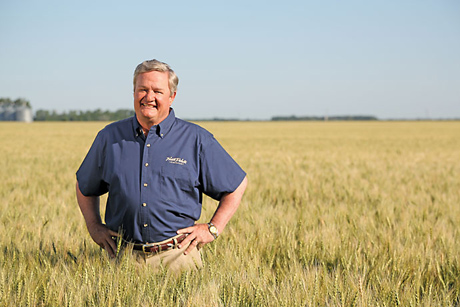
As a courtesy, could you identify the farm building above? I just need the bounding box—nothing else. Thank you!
[0,99,33,122]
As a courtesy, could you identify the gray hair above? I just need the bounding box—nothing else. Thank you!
[133,59,179,96]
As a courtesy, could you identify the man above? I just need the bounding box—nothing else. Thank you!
[76,59,247,271]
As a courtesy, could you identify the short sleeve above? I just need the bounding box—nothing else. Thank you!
[200,136,246,201]
[76,131,109,196]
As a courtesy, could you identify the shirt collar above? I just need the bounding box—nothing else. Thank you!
[132,108,176,139]
[156,108,176,138]
[132,116,144,139]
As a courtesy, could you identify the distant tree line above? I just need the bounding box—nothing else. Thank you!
[34,109,135,121]
[184,117,242,122]
[271,115,378,121]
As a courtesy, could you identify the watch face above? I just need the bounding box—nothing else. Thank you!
[210,226,218,234]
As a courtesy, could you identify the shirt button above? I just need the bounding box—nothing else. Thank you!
[142,203,146,207]
[143,224,148,227]
[143,183,148,187]
[145,163,149,167]
[146,144,151,147]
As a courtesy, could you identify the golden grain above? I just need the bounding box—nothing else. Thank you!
[0,121,459,306]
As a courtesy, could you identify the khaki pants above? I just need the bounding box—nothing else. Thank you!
[132,235,203,273]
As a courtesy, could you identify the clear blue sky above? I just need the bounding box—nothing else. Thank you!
[1,0,459,119]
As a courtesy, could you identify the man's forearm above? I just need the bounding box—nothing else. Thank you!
[177,176,248,254]
[76,181,101,227]
[210,176,248,234]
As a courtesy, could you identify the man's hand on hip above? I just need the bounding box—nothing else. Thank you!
[176,223,214,255]
[87,222,119,258]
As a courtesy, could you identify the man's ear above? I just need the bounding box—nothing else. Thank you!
[169,91,177,105]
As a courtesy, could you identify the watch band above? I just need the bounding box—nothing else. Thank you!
[207,222,219,239]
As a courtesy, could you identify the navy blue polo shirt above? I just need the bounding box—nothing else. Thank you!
[76,109,246,243]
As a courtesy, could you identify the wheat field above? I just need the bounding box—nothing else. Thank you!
[0,120,459,306]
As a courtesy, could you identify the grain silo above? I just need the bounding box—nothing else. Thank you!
[15,105,33,122]
[2,105,16,121]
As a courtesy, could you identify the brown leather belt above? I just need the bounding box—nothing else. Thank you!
[131,234,187,254]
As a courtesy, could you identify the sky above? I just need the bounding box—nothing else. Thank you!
[1,0,459,120]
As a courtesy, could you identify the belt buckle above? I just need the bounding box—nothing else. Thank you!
[140,239,177,254]
[142,243,156,254]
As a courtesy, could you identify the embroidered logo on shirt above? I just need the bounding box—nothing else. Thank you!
[166,157,187,165]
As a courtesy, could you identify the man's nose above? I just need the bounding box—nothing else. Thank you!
[146,90,155,101]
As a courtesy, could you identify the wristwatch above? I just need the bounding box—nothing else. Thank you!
[207,222,219,239]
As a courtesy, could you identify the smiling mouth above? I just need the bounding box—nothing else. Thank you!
[140,103,157,108]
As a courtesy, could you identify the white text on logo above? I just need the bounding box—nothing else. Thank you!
[166,157,187,165]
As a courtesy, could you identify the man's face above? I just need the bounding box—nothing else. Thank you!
[133,71,176,126]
